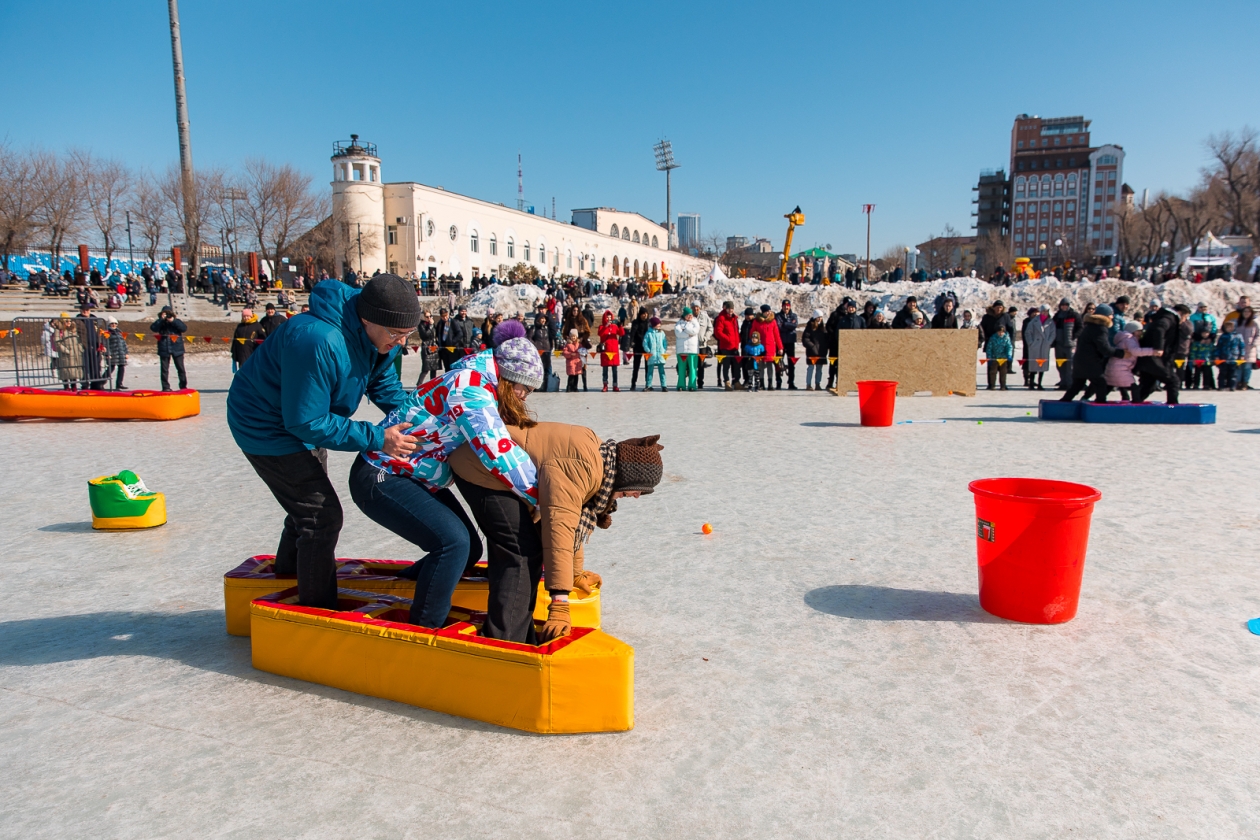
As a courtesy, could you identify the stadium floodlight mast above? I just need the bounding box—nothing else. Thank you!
[654,140,679,248]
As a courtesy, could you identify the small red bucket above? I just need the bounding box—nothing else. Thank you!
[856,380,897,426]
[968,478,1101,624]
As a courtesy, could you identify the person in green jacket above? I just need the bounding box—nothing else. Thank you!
[985,325,1014,391]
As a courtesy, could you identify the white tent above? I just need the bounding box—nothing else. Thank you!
[706,262,729,284]
[1176,232,1238,268]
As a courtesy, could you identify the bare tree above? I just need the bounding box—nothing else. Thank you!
[1204,128,1258,247]
[158,163,207,274]
[239,158,321,281]
[975,230,1011,274]
[1161,188,1217,258]
[131,172,166,267]
[201,166,247,273]
[0,144,44,272]
[32,150,88,279]
[84,155,132,271]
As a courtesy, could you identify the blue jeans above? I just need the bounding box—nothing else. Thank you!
[1240,362,1253,389]
[348,456,481,628]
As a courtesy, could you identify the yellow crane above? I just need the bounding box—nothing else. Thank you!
[775,206,805,282]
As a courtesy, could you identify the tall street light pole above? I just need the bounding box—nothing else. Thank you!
[654,140,679,249]
[167,0,197,293]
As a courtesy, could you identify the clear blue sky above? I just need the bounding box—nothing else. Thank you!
[4,0,1256,256]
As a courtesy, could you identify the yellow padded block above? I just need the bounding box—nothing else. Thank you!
[223,556,600,637]
[249,589,633,734]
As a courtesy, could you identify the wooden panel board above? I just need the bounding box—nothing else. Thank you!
[835,330,977,396]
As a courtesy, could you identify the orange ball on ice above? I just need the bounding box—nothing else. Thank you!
[701,523,713,535]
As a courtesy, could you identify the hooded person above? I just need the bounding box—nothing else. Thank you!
[754,304,783,383]
[713,301,742,389]
[1059,303,1123,402]
[349,334,548,628]
[597,310,625,391]
[674,306,701,391]
[450,426,662,643]
[628,307,652,390]
[1052,297,1082,387]
[1103,320,1159,401]
[1023,304,1055,390]
[1135,304,1186,404]
[231,307,265,373]
[228,274,421,610]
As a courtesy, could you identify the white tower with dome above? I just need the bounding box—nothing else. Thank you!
[331,134,386,278]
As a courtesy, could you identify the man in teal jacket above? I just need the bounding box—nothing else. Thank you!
[228,274,421,608]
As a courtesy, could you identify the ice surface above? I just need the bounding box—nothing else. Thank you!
[2,356,1259,836]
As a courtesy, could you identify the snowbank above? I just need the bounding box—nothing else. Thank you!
[460,284,545,318]
[641,276,1251,321]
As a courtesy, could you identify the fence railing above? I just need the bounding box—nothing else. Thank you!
[9,316,112,389]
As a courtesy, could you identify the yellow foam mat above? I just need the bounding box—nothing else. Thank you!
[223,556,600,636]
[91,493,167,530]
[250,589,633,734]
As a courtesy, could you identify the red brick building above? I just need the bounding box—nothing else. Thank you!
[1007,114,1125,267]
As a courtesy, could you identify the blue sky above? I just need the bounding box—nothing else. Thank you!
[4,0,1256,255]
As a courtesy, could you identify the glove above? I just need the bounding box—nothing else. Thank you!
[539,600,571,643]
[573,570,602,596]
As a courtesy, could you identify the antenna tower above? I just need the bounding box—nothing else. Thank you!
[517,153,524,211]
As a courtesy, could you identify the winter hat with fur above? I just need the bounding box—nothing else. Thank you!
[613,435,664,495]
[491,318,527,347]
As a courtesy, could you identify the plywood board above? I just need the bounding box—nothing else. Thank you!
[835,330,977,396]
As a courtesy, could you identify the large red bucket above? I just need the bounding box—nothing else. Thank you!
[968,478,1101,624]
[856,380,897,426]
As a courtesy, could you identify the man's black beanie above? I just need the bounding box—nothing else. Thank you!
[356,273,421,329]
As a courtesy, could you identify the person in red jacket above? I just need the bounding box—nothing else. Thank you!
[598,310,624,392]
[754,304,783,378]
[713,300,742,390]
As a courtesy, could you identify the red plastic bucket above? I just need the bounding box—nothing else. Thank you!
[968,478,1101,624]
[856,380,897,426]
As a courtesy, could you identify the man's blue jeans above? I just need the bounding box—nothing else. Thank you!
[348,456,481,628]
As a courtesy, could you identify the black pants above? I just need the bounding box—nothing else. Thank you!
[1136,368,1180,404]
[776,345,796,388]
[454,477,541,644]
[1054,346,1073,387]
[539,350,552,382]
[1060,375,1108,402]
[719,353,739,386]
[987,361,1008,389]
[1191,364,1215,390]
[159,354,187,390]
[244,448,342,609]
[566,374,579,392]
[630,352,644,387]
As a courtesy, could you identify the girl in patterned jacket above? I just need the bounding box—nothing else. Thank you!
[348,337,546,628]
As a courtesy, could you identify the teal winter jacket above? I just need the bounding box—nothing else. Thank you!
[227,280,408,455]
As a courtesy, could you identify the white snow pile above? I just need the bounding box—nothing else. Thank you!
[644,276,1250,321]
[460,284,545,318]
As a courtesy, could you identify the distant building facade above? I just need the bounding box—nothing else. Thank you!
[915,236,977,274]
[1006,114,1126,266]
[677,213,701,250]
[329,137,708,286]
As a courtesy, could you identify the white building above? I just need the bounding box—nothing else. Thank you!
[330,136,710,288]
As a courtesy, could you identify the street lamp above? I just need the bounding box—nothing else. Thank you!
[1161,240,1170,269]
[904,246,911,281]
[653,140,679,248]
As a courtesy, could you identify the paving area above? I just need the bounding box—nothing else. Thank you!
[2,356,1258,838]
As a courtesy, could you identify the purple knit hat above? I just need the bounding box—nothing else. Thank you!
[491,318,526,347]
[494,337,545,390]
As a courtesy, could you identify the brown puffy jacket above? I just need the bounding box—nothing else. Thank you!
[449,421,603,592]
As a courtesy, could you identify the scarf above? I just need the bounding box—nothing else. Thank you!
[575,439,618,551]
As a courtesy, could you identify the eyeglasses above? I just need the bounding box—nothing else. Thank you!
[384,327,415,340]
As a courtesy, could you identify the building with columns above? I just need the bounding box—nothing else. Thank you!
[330,136,710,287]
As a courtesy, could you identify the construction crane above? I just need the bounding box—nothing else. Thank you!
[775,206,805,282]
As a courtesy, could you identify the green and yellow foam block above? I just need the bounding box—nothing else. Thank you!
[88,470,166,530]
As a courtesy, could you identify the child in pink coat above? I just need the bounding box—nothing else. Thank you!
[1104,321,1159,402]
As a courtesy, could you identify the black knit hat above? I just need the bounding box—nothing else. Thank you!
[356,273,421,329]
[614,435,664,495]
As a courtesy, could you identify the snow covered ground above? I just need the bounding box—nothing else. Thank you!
[3,357,1259,837]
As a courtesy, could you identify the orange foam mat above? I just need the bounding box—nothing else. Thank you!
[0,387,200,421]
[250,588,633,734]
[223,555,600,636]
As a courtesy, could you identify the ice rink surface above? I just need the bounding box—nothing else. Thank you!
[2,356,1258,838]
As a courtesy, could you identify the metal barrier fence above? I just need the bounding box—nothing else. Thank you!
[9,316,111,389]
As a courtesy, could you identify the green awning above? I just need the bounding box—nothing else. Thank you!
[791,247,838,259]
